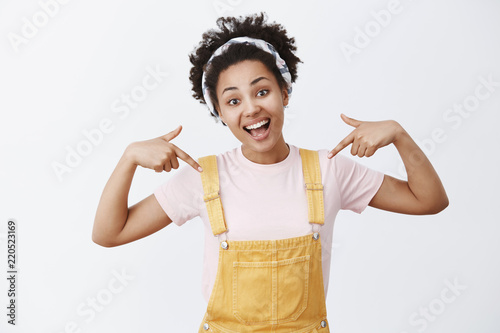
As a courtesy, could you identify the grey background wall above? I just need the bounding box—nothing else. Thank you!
[1,0,499,332]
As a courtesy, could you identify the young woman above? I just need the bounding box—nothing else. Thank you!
[92,13,448,332]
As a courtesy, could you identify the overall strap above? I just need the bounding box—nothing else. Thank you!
[299,148,325,225]
[198,155,228,236]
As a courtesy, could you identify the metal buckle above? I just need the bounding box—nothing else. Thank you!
[305,183,323,191]
[204,191,220,202]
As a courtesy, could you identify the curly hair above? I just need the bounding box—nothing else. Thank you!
[189,12,302,125]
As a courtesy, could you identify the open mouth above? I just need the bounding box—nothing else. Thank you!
[244,119,270,137]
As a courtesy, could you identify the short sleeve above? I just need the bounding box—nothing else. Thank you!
[153,163,203,226]
[333,154,385,214]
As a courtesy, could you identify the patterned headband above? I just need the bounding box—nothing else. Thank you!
[201,36,293,119]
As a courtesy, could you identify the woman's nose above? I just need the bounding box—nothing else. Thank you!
[244,97,261,116]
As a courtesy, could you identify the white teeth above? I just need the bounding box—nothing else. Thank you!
[245,119,269,130]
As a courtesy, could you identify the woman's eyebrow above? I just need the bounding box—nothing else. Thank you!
[222,77,270,96]
[222,86,238,95]
[250,76,270,85]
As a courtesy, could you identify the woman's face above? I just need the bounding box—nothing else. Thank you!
[216,60,289,164]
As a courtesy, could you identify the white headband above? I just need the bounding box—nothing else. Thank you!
[201,36,293,119]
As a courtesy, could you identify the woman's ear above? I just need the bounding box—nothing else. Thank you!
[215,105,224,123]
[282,88,289,107]
[216,106,226,124]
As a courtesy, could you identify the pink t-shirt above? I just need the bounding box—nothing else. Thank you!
[153,144,384,304]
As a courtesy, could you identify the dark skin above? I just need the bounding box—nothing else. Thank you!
[329,114,449,214]
[92,59,448,249]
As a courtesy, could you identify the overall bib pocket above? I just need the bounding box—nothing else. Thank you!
[232,255,310,325]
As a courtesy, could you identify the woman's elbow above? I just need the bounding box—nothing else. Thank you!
[92,232,118,248]
[425,196,449,215]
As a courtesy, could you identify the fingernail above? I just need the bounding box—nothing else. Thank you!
[327,152,333,158]
[198,166,203,172]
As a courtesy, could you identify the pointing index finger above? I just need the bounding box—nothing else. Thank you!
[174,146,203,173]
[328,133,354,158]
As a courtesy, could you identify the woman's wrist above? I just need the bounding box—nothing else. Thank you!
[122,143,139,167]
[392,121,408,145]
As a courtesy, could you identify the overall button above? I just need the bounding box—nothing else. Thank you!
[313,232,319,240]
[221,241,228,250]
[203,323,209,330]
[321,320,327,328]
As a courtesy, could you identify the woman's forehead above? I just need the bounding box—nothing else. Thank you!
[217,60,277,93]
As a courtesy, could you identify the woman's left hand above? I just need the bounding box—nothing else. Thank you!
[327,114,403,158]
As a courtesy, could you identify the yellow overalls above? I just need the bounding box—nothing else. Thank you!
[197,148,330,333]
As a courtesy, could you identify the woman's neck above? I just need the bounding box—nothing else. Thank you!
[241,139,290,165]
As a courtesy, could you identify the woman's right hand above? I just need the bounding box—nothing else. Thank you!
[125,125,203,173]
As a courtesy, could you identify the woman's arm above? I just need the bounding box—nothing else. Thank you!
[91,151,173,247]
[328,114,449,215]
[368,126,449,215]
[92,126,202,247]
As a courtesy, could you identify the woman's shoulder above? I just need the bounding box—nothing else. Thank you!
[293,145,336,164]
[196,147,239,168]
[196,146,238,159]
[294,145,366,178]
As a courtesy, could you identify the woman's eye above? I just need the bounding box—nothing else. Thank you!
[228,99,239,106]
[257,89,269,97]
